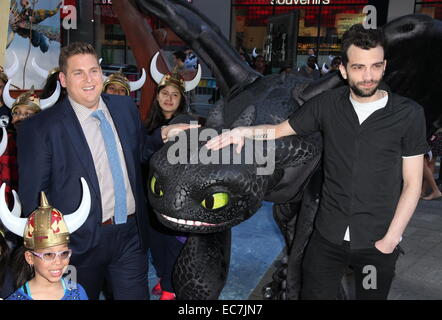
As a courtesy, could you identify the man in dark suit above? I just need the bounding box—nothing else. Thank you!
[16,42,152,300]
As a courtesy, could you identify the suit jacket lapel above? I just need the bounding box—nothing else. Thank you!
[59,98,101,199]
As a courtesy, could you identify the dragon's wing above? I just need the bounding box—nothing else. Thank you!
[135,0,261,98]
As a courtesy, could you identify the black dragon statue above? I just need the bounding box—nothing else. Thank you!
[135,0,442,300]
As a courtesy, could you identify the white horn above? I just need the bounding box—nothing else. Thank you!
[2,80,16,109]
[252,48,258,58]
[0,183,26,237]
[11,190,22,218]
[40,80,61,110]
[184,63,202,92]
[63,178,91,233]
[31,57,49,79]
[99,59,108,82]
[321,63,329,74]
[129,68,146,92]
[150,52,165,85]
[4,50,19,79]
[0,127,8,157]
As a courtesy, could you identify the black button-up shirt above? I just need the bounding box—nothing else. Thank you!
[288,83,429,249]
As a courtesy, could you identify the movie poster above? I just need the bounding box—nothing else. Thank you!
[6,0,61,90]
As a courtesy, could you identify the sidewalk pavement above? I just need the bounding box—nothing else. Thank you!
[389,198,442,299]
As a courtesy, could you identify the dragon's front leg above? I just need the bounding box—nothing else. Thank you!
[173,230,231,300]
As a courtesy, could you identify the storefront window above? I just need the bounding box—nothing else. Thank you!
[93,1,127,65]
[415,0,442,20]
[92,0,140,102]
[232,0,370,73]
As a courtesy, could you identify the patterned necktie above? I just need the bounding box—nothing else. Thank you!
[91,110,127,224]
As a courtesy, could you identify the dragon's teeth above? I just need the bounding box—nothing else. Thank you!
[162,214,177,223]
[161,214,214,227]
[202,222,215,226]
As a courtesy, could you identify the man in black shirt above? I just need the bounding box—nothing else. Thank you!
[206,25,428,299]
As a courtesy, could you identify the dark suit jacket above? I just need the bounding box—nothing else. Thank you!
[16,94,152,255]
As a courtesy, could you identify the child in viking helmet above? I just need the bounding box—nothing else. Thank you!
[2,81,61,130]
[102,68,146,96]
[0,178,91,300]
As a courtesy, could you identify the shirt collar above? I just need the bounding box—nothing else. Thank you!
[69,96,109,123]
[341,81,393,112]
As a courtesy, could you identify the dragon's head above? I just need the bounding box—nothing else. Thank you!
[148,128,268,233]
[147,101,321,233]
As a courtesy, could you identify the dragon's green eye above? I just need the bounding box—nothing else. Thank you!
[201,193,229,210]
[150,176,164,197]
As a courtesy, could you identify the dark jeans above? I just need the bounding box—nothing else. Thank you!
[301,230,400,300]
[71,217,149,300]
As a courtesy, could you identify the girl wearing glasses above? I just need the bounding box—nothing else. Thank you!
[0,179,91,300]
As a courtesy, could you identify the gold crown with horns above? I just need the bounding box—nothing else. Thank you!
[0,178,91,251]
[150,52,201,94]
[158,67,186,94]
[24,192,70,250]
[11,86,41,113]
[103,69,130,95]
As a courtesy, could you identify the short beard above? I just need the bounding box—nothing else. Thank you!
[349,80,381,98]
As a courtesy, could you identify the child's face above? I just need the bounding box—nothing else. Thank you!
[25,244,71,283]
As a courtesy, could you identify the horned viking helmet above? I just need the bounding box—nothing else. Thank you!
[102,68,147,95]
[150,52,202,93]
[2,81,61,113]
[0,178,91,250]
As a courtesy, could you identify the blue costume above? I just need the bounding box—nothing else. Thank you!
[7,278,88,300]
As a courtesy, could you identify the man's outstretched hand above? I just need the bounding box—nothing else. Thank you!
[205,127,245,154]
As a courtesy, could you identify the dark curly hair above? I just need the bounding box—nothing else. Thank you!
[341,24,385,66]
